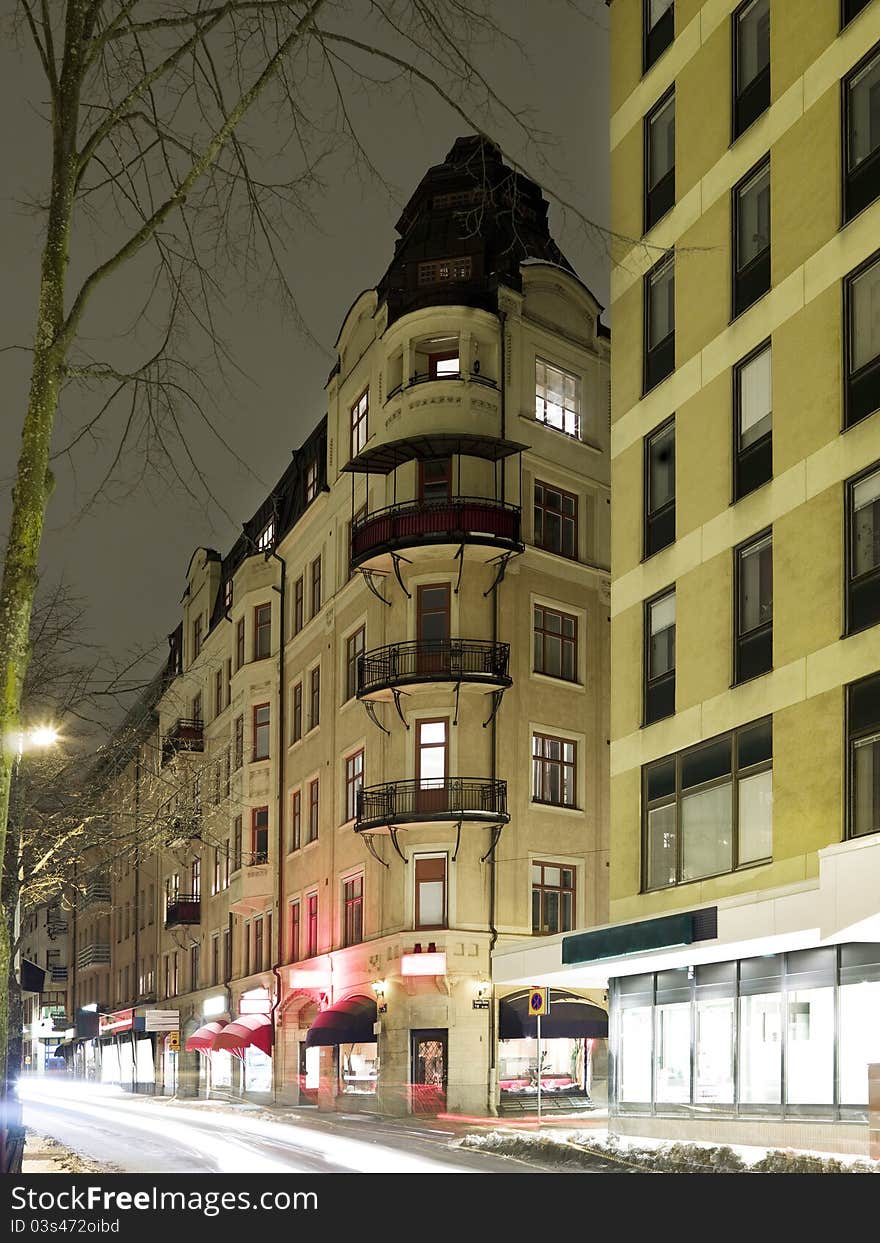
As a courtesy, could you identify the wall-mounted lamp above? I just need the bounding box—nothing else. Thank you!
[371,980,387,1014]
[475,980,490,1000]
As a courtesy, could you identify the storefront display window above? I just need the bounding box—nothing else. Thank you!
[498,1037,588,1097]
[738,992,781,1104]
[340,1042,378,1094]
[210,1049,232,1090]
[244,1045,272,1093]
[135,1037,154,1087]
[785,987,834,1105]
[694,997,734,1103]
[654,1003,689,1102]
[100,1042,120,1085]
[839,980,880,1105]
[619,1007,652,1102]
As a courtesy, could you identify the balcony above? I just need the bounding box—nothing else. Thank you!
[351,497,522,575]
[47,914,68,937]
[161,717,204,766]
[48,966,69,985]
[80,883,111,911]
[358,639,511,702]
[355,777,509,835]
[164,895,201,928]
[228,857,272,915]
[77,943,111,972]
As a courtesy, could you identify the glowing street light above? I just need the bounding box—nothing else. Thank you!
[27,726,60,750]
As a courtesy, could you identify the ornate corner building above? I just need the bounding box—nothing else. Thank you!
[58,137,612,1118]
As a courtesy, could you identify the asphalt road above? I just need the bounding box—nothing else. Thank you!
[20,1080,560,1174]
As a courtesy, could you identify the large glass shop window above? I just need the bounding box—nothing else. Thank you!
[839,980,880,1104]
[738,993,782,1105]
[785,986,834,1105]
[619,1007,653,1102]
[694,997,735,1103]
[654,1003,690,1102]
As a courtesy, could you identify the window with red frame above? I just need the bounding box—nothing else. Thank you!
[291,682,303,743]
[415,855,447,930]
[253,703,270,761]
[306,893,318,958]
[531,732,577,807]
[343,875,364,947]
[307,779,319,843]
[308,666,320,731]
[289,900,301,962]
[254,603,271,660]
[350,391,368,459]
[311,557,322,617]
[251,806,269,864]
[534,481,578,560]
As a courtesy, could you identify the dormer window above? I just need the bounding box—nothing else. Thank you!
[223,580,233,610]
[256,520,274,552]
[417,256,472,285]
[535,359,581,438]
[306,462,318,503]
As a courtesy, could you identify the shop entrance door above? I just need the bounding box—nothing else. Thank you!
[410,1029,447,1114]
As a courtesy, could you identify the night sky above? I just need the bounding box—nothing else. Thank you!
[0,1,610,699]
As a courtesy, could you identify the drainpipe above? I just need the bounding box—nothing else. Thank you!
[266,547,287,1101]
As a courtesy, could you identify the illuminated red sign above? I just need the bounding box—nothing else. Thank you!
[99,1008,134,1035]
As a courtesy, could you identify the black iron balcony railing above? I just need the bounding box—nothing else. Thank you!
[77,943,111,971]
[351,496,522,569]
[358,639,511,699]
[164,895,201,928]
[161,717,204,766]
[355,777,509,834]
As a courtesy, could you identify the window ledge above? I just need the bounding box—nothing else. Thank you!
[530,670,585,693]
[530,800,582,816]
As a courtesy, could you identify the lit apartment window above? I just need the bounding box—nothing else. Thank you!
[533,604,577,682]
[256,519,274,551]
[417,256,472,285]
[350,390,369,460]
[254,603,271,660]
[734,340,772,499]
[847,462,880,633]
[645,588,675,726]
[844,45,880,222]
[307,778,319,844]
[306,893,318,958]
[733,0,770,140]
[644,0,674,72]
[644,253,675,392]
[308,666,320,731]
[645,89,675,230]
[293,576,304,635]
[532,862,575,934]
[311,556,322,618]
[843,0,873,27]
[733,157,770,317]
[346,626,365,701]
[644,417,675,557]
[532,733,577,808]
[848,671,880,838]
[235,617,245,670]
[291,682,303,744]
[345,749,364,822]
[414,855,446,930]
[428,350,459,379]
[534,481,578,559]
[192,616,203,659]
[306,462,318,503]
[845,252,880,428]
[252,806,269,864]
[535,358,581,438]
[342,875,364,947]
[289,790,301,852]
[191,858,201,899]
[734,530,773,683]
[252,703,270,761]
[224,579,233,610]
[643,718,773,891]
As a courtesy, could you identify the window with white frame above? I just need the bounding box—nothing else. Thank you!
[535,359,581,439]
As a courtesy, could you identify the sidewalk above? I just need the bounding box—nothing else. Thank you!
[23,1132,108,1174]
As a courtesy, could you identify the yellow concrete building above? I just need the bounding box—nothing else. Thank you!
[64,138,612,1118]
[494,0,880,1154]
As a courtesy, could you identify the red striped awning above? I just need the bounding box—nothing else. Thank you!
[185,1022,226,1052]
[213,1013,272,1056]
